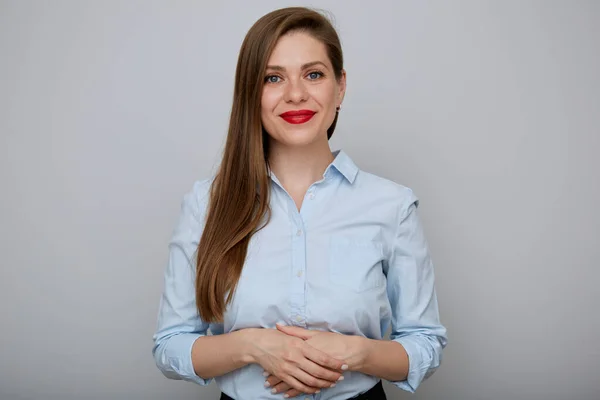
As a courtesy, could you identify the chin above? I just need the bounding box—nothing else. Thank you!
[278,138,316,147]
[269,124,322,147]
[278,133,321,147]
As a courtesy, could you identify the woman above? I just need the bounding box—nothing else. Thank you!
[152,6,447,400]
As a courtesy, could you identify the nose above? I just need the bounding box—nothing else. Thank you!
[283,78,308,104]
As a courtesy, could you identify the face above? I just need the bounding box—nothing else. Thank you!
[261,31,346,148]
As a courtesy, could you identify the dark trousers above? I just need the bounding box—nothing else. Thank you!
[219,380,387,400]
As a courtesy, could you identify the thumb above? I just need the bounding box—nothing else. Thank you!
[276,324,318,340]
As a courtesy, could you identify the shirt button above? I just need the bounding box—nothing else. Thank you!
[296,270,303,277]
[308,193,315,199]
[296,316,302,322]
[296,229,303,236]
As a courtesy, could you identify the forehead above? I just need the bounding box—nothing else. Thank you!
[267,31,330,67]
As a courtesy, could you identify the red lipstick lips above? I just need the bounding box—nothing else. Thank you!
[279,110,316,124]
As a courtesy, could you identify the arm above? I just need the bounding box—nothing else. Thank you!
[354,339,409,381]
[151,181,259,382]
[189,329,258,379]
[151,181,218,385]
[366,193,447,392]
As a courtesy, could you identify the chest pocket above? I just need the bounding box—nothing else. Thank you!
[328,236,385,292]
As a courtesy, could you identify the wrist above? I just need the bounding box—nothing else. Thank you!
[352,336,376,372]
[235,328,262,365]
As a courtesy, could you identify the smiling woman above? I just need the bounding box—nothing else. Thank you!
[261,33,345,146]
[152,6,447,400]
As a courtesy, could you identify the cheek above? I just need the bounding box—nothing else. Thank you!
[261,89,280,113]
[311,84,337,108]
[261,91,280,136]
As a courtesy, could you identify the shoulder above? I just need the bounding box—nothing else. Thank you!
[351,168,421,229]
[355,170,419,215]
[335,149,419,217]
[189,178,214,203]
[179,177,215,219]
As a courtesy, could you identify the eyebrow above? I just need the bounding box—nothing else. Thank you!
[265,61,329,71]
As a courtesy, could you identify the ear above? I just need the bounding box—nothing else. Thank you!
[337,69,347,108]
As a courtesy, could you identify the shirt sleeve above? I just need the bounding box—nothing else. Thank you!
[385,190,448,393]
[151,180,213,386]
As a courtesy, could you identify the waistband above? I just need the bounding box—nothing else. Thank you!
[219,380,386,400]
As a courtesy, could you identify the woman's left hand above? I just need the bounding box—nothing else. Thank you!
[264,324,372,398]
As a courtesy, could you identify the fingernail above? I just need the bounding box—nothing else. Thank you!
[338,376,345,381]
[264,381,270,387]
[341,364,349,370]
[316,390,321,393]
[271,388,277,394]
[284,395,289,399]
[330,383,336,388]
[262,371,269,377]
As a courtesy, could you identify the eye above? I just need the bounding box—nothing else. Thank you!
[307,71,324,80]
[265,75,281,84]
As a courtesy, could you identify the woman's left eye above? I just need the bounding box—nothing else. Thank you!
[307,71,323,80]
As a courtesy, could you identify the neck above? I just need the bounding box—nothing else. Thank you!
[267,138,335,193]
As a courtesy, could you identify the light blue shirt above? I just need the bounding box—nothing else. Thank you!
[152,150,447,399]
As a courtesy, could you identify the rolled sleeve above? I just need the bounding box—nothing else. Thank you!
[392,334,445,392]
[153,332,210,385]
[385,191,448,392]
[152,180,213,386]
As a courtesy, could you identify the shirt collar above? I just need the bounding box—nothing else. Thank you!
[267,149,359,185]
[325,149,359,184]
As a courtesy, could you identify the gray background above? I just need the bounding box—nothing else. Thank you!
[1,1,599,399]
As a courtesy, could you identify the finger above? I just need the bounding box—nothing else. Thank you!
[287,365,332,389]
[264,375,283,388]
[270,380,292,395]
[302,344,348,371]
[283,388,304,399]
[299,358,343,383]
[276,324,318,340]
[280,372,322,394]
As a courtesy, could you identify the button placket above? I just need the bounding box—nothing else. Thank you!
[290,199,307,328]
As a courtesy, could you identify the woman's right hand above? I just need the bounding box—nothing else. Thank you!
[246,328,347,394]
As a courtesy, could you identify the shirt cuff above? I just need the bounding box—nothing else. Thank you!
[154,333,213,386]
[388,335,438,393]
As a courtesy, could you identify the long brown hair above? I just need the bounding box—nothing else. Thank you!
[195,7,344,322]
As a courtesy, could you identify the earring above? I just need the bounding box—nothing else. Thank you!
[336,104,342,112]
